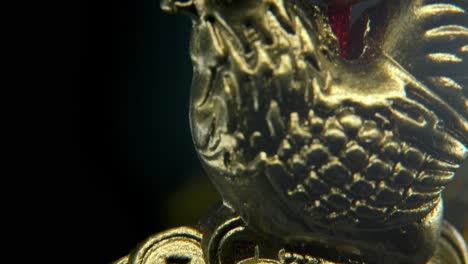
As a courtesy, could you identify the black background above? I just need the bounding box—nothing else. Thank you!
[69,1,217,262]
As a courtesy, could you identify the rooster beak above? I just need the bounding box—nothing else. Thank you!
[161,0,198,18]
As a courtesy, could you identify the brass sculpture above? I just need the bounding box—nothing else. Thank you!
[117,0,467,263]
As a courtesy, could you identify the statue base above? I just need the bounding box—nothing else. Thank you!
[115,206,467,264]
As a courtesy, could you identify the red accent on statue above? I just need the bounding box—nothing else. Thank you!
[328,1,352,58]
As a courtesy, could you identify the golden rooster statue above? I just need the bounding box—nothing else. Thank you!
[116,0,468,263]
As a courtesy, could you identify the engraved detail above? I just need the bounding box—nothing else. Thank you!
[416,4,465,17]
[427,53,463,63]
[462,45,468,53]
[429,76,463,91]
[425,25,468,38]
[273,108,452,227]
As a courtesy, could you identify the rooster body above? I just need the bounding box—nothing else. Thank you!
[162,0,467,262]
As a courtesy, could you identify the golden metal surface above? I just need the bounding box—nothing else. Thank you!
[117,221,466,264]
[114,227,205,264]
[117,0,467,262]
